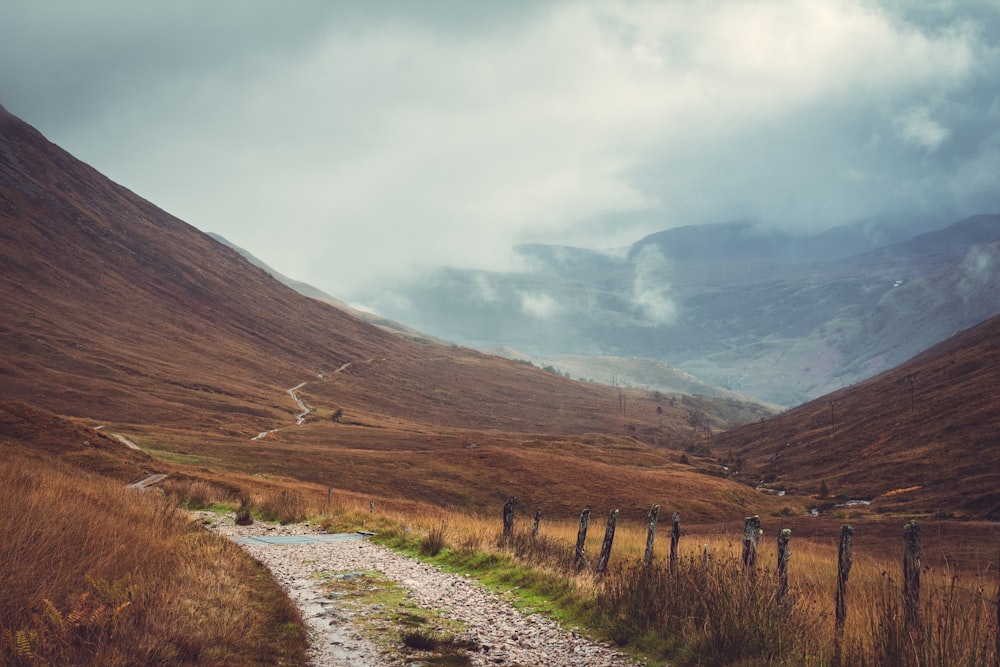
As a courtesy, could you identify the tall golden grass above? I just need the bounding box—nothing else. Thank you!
[147,474,1000,665]
[316,494,999,666]
[0,451,307,666]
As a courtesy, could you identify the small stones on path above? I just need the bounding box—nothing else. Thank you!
[201,513,642,667]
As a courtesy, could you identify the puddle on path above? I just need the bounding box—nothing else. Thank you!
[233,533,365,546]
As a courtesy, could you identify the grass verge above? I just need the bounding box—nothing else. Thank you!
[0,449,308,666]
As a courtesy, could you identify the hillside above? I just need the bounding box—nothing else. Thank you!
[715,312,1000,520]
[0,106,782,522]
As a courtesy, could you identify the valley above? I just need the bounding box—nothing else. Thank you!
[2,103,999,665]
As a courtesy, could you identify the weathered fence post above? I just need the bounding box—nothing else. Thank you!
[994,553,999,667]
[903,520,921,635]
[670,512,681,571]
[502,497,516,539]
[833,524,854,667]
[326,486,332,511]
[742,515,761,571]
[574,507,591,571]
[532,510,541,542]
[595,509,619,575]
[776,528,791,603]
[643,504,659,569]
[369,498,375,514]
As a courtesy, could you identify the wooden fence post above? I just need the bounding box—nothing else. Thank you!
[994,552,999,667]
[532,510,541,542]
[903,520,921,635]
[742,515,761,570]
[575,508,591,571]
[776,528,791,603]
[833,524,854,667]
[502,497,516,538]
[596,509,619,575]
[643,504,659,569]
[670,512,681,572]
[369,498,375,514]
[326,486,332,511]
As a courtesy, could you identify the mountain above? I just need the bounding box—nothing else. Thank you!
[207,232,340,302]
[209,232,441,345]
[715,311,1000,520]
[360,216,1000,406]
[0,106,781,521]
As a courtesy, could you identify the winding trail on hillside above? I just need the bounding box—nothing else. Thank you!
[289,382,310,425]
[251,362,357,440]
[202,514,641,667]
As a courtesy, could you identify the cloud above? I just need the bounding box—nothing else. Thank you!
[1,1,998,300]
[893,107,950,152]
[519,292,560,319]
[956,242,1000,302]
[630,245,677,326]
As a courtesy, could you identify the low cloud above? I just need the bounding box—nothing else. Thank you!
[893,107,950,152]
[630,245,677,326]
[956,242,1000,302]
[519,291,560,319]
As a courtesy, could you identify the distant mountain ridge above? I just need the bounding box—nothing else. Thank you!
[361,214,1000,405]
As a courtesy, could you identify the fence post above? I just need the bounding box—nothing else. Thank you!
[776,528,791,603]
[532,510,541,542]
[326,486,332,511]
[670,512,681,571]
[833,524,854,667]
[742,515,761,570]
[502,497,516,539]
[994,552,999,667]
[643,504,659,569]
[369,498,375,514]
[903,520,921,635]
[596,509,619,575]
[574,507,591,571]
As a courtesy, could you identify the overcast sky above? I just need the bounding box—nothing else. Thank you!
[2,1,999,300]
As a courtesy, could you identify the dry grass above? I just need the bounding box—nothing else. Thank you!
[343,499,999,666]
[0,450,307,666]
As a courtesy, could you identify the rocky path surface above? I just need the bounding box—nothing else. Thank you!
[201,514,642,667]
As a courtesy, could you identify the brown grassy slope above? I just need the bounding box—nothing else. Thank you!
[0,441,307,666]
[716,311,1000,519]
[0,399,155,481]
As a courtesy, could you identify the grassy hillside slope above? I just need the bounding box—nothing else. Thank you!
[716,312,1000,519]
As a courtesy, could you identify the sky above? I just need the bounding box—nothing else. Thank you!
[2,1,999,302]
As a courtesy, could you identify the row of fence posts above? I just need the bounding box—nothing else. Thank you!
[500,499,1000,665]
[502,497,676,575]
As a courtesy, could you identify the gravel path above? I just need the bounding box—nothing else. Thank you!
[201,514,642,667]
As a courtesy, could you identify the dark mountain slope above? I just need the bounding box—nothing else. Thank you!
[715,311,1000,519]
[0,104,407,428]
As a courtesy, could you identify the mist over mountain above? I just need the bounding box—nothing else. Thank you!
[359,215,1000,406]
